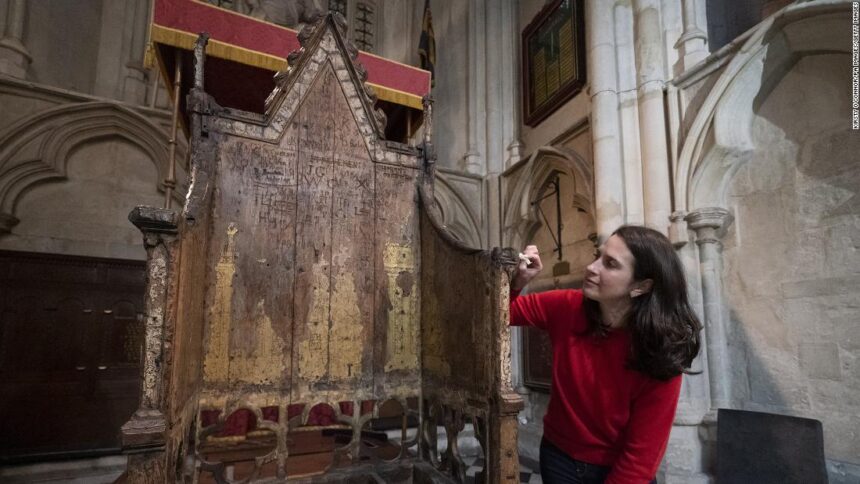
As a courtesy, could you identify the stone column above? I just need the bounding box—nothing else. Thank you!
[669,210,709,420]
[123,0,151,104]
[661,211,712,484]
[586,0,625,239]
[674,0,709,72]
[502,0,522,170]
[686,207,732,410]
[633,0,672,234]
[471,0,519,248]
[0,0,31,78]
[121,206,178,451]
[484,0,503,247]
[614,2,645,226]
[464,0,486,176]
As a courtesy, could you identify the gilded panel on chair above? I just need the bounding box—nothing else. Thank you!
[291,62,376,401]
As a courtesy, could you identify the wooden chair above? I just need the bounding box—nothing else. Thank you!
[120,14,523,483]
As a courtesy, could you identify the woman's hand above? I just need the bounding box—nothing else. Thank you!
[511,245,543,291]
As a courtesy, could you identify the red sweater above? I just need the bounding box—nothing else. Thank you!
[510,289,681,484]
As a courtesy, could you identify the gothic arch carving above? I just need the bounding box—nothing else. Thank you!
[432,174,482,248]
[503,146,593,249]
[242,14,387,149]
[0,101,180,233]
[675,2,850,211]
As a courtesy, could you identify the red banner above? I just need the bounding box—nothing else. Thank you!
[149,0,430,109]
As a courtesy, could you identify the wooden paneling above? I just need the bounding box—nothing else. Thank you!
[0,251,144,461]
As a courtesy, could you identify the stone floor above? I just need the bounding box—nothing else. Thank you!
[0,455,127,483]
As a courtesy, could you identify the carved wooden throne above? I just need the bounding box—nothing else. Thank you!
[122,15,523,483]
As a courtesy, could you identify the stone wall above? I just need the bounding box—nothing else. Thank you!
[671,4,859,481]
[1,136,164,260]
[722,52,859,473]
[0,0,181,261]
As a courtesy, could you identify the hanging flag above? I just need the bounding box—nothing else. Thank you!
[418,0,436,87]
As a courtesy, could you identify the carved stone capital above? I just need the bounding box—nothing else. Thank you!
[129,206,179,236]
[685,207,731,245]
[685,207,730,230]
[676,27,708,45]
[121,408,167,450]
[669,210,689,248]
[0,212,20,234]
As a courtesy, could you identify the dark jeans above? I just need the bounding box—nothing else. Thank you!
[539,438,657,484]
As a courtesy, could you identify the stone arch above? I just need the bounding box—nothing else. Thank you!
[671,3,860,473]
[503,146,593,250]
[675,2,850,211]
[0,102,180,232]
[432,174,482,248]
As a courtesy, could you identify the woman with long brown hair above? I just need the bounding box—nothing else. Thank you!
[511,225,702,484]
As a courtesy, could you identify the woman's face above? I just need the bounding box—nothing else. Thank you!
[583,234,638,304]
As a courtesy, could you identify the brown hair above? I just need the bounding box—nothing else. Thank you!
[584,225,702,380]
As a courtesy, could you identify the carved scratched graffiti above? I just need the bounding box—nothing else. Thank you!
[291,64,376,401]
[200,54,424,402]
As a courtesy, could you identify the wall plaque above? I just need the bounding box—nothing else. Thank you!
[522,0,586,127]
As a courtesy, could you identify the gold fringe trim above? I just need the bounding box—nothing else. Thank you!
[368,83,424,110]
[150,25,424,110]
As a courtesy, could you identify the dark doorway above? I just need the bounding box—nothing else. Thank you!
[706,0,766,52]
[0,251,145,462]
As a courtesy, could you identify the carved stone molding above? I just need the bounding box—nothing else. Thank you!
[686,206,731,245]
[674,2,851,212]
[502,145,593,250]
[433,172,482,248]
[668,210,689,248]
[686,206,730,230]
[0,102,184,232]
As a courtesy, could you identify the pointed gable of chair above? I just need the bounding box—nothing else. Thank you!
[209,13,388,158]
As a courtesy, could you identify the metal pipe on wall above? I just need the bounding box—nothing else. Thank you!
[164,52,182,209]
